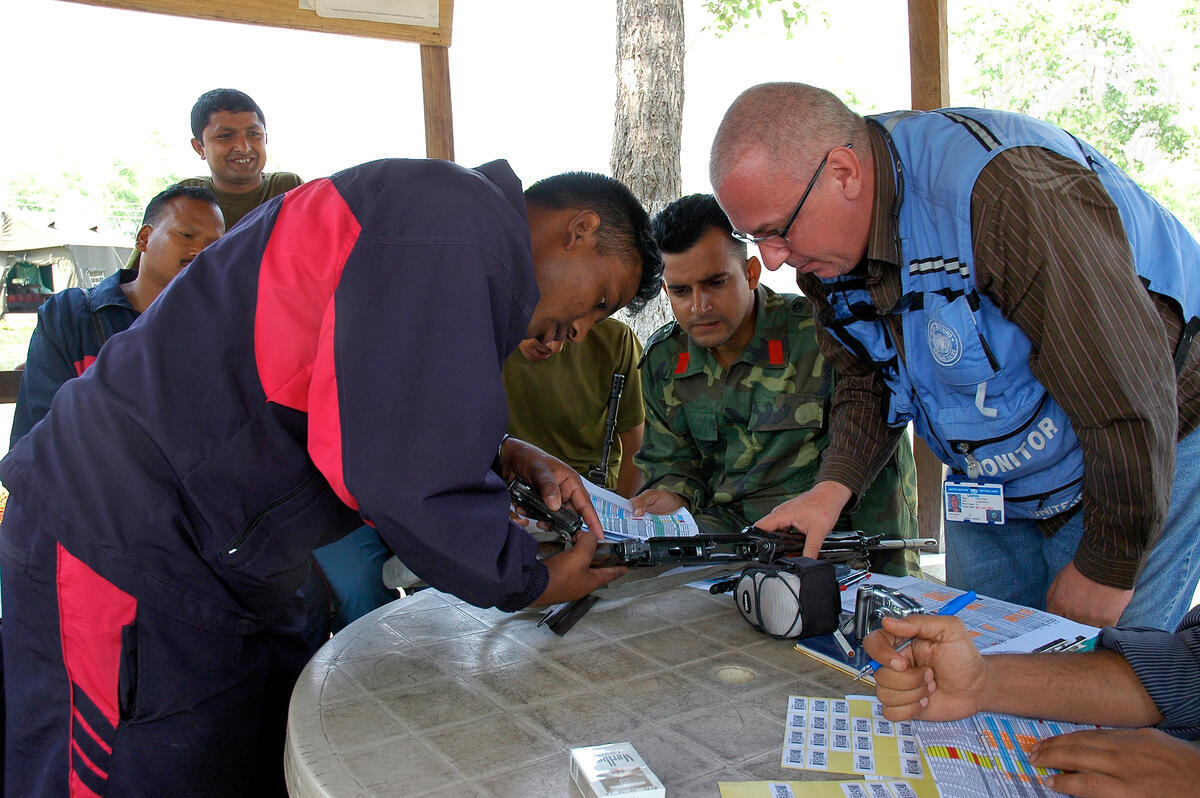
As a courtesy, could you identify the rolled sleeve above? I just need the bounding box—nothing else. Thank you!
[1098,606,1200,739]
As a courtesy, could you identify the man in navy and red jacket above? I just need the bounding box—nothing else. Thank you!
[0,158,662,797]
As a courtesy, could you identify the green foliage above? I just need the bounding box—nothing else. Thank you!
[702,0,809,38]
[100,157,183,232]
[4,133,183,236]
[951,0,1200,231]
[5,172,66,214]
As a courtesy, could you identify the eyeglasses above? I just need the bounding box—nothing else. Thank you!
[730,143,853,247]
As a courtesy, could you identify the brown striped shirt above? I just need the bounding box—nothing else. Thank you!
[795,123,1200,589]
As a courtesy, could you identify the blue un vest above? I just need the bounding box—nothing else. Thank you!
[820,108,1200,520]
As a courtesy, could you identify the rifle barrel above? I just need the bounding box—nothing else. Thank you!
[871,538,940,551]
[591,372,626,484]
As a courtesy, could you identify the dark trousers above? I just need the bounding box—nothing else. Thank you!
[1,528,310,797]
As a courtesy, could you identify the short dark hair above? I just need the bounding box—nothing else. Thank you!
[190,89,266,138]
[524,172,663,314]
[651,193,746,260]
[142,184,221,227]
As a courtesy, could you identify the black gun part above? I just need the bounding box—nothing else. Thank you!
[589,527,936,569]
[591,529,796,568]
[588,373,626,486]
[508,478,583,545]
[538,595,602,636]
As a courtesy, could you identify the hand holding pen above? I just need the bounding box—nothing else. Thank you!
[854,591,977,681]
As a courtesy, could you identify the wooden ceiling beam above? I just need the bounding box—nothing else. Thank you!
[57,0,454,46]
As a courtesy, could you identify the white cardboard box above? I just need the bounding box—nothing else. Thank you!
[570,742,666,797]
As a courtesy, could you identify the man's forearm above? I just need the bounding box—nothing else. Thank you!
[817,384,905,500]
[636,476,697,512]
[809,316,904,495]
[973,150,1178,592]
[634,408,707,510]
[615,426,644,498]
[980,650,1162,728]
[615,450,642,498]
[1070,418,1175,589]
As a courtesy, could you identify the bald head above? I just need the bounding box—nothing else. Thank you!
[709,82,869,191]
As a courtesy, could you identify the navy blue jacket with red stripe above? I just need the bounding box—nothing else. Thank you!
[0,159,549,634]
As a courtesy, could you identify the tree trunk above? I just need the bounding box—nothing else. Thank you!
[611,0,684,342]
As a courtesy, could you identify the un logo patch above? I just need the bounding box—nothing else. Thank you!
[927,319,962,366]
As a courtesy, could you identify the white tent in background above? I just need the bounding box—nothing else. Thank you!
[0,210,132,313]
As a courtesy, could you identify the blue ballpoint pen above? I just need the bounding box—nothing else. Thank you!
[854,590,978,681]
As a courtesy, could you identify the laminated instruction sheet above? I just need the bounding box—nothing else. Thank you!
[585,481,699,539]
[779,696,935,787]
[719,780,924,798]
[835,574,1098,654]
[719,694,936,797]
[718,695,1098,798]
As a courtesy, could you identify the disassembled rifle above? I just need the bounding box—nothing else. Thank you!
[507,478,937,635]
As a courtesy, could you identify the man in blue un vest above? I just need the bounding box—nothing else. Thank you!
[710,82,1200,631]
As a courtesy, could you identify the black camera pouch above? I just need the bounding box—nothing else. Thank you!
[733,557,839,639]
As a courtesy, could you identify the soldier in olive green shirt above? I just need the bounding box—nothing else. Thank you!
[186,88,301,227]
[634,194,919,575]
[127,89,301,270]
[503,318,645,497]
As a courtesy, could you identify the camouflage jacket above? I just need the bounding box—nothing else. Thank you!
[635,286,919,574]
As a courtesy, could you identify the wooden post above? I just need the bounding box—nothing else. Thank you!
[420,44,455,161]
[908,0,949,550]
[0,370,21,404]
[908,0,950,110]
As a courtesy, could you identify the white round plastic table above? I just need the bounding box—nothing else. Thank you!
[284,584,857,798]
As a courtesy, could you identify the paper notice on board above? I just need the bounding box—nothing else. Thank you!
[314,0,439,27]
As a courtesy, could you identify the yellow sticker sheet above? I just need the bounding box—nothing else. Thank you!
[718,778,937,798]
[717,695,941,798]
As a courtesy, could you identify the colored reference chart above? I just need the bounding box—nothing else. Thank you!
[585,482,698,539]
[914,712,1102,797]
[885,584,1070,651]
[595,498,693,538]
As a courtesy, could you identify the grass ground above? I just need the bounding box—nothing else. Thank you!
[0,312,35,454]
[0,312,37,371]
[0,313,31,611]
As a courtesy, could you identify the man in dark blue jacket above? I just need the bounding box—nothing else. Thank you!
[0,159,662,797]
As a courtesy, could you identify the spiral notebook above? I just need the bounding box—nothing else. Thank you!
[794,630,878,684]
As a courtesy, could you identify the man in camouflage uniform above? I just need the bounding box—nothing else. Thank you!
[632,194,919,575]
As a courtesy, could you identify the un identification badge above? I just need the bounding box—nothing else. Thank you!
[927,319,962,367]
